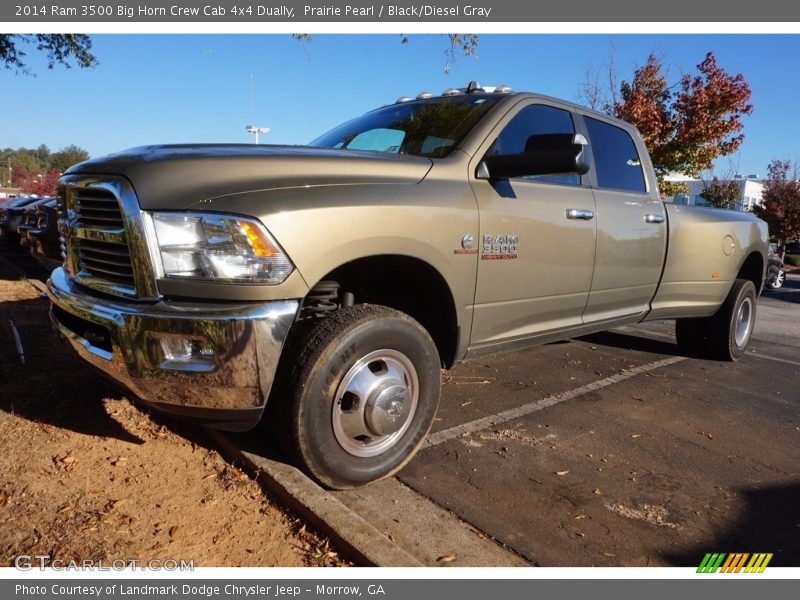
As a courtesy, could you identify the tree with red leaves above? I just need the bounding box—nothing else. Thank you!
[753,160,800,255]
[613,53,753,196]
[12,166,61,197]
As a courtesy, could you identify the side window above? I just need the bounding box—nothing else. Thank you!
[584,117,646,193]
[489,104,580,186]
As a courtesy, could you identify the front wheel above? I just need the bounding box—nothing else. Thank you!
[278,304,441,490]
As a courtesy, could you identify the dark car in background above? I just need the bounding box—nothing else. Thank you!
[17,201,44,248]
[26,198,62,270]
[0,197,52,245]
[766,245,786,290]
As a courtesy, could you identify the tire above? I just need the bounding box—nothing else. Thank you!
[705,278,757,361]
[766,269,785,290]
[675,317,710,357]
[278,304,441,490]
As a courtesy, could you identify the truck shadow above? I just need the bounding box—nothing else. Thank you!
[664,482,800,567]
[0,296,146,445]
[0,244,50,282]
[578,330,705,358]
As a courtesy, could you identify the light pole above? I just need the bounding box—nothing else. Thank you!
[246,125,271,145]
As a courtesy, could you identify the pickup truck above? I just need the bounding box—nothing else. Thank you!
[48,83,768,489]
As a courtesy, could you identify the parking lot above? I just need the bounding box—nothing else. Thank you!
[332,277,800,566]
[2,244,798,567]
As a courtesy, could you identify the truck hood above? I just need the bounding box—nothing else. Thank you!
[66,144,433,210]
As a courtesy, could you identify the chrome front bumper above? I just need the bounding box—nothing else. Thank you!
[47,267,299,431]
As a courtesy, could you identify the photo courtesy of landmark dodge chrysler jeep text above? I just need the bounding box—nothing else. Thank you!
[48,83,768,489]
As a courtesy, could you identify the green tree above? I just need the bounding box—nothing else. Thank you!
[0,145,87,186]
[699,176,741,210]
[753,160,800,255]
[0,34,97,74]
[34,144,51,168]
[8,148,42,173]
[51,145,91,171]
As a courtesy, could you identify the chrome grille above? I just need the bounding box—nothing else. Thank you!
[74,188,124,228]
[77,238,135,288]
[60,176,160,301]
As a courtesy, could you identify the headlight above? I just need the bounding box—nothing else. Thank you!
[150,212,293,284]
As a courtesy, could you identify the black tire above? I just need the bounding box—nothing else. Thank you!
[705,278,757,361]
[277,304,441,490]
[675,317,710,357]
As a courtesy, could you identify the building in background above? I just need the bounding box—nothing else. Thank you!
[665,174,763,212]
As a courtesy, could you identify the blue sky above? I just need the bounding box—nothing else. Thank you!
[2,34,799,177]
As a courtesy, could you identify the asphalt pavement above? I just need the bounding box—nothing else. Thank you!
[338,273,800,566]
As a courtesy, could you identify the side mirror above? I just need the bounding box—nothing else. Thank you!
[476,133,590,180]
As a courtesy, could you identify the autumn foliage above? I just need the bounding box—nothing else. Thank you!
[613,53,753,196]
[12,166,61,196]
[753,160,800,248]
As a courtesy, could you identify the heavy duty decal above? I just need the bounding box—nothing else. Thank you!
[481,234,518,260]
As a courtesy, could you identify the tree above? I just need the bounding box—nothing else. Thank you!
[0,34,97,74]
[613,55,673,181]
[51,145,90,171]
[753,160,800,255]
[12,166,61,196]
[34,143,51,167]
[590,52,753,197]
[2,148,40,173]
[293,34,479,74]
[439,34,479,75]
[699,176,741,210]
[0,144,91,184]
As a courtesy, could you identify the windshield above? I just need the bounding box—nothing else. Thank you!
[310,95,500,158]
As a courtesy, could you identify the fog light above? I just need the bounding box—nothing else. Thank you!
[157,335,215,372]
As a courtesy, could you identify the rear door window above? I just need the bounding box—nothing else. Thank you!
[584,117,646,193]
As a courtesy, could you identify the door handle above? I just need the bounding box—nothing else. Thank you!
[566,209,594,220]
[644,214,665,224]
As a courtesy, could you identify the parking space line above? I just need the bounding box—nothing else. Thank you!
[425,355,687,448]
[747,353,800,368]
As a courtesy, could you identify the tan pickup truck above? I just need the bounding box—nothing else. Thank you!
[48,84,768,489]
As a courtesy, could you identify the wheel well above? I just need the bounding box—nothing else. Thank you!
[737,251,764,292]
[303,256,459,368]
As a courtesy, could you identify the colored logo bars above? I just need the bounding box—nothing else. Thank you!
[697,553,773,573]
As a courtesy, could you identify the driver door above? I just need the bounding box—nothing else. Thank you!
[468,101,597,347]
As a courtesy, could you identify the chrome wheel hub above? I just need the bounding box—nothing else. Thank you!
[734,296,753,348]
[332,349,418,458]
